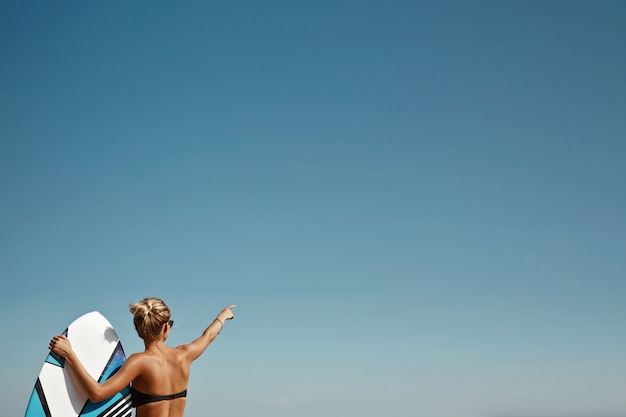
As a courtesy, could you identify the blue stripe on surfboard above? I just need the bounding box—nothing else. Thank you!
[45,351,64,368]
[98,342,126,382]
[24,378,51,417]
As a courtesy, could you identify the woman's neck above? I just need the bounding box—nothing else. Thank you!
[144,338,166,352]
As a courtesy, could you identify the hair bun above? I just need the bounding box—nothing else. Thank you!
[129,298,171,341]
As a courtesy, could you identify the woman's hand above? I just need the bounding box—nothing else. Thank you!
[218,305,236,322]
[49,335,73,358]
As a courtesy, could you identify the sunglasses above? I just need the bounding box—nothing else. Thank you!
[168,320,174,327]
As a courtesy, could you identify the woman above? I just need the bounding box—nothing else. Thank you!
[49,297,235,417]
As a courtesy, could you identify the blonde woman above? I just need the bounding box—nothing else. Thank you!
[49,298,235,417]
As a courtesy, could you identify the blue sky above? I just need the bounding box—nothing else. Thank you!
[1,1,625,416]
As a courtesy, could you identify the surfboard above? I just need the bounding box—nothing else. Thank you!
[24,311,132,417]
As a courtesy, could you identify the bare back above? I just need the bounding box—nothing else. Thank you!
[131,345,191,417]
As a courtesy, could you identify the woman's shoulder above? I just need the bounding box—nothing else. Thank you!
[125,351,150,365]
[169,345,192,361]
[127,350,162,364]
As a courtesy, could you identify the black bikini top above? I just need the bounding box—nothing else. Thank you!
[130,386,187,407]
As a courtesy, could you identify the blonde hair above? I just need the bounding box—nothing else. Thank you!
[129,297,171,341]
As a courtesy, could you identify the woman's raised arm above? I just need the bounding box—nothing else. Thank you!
[179,305,236,362]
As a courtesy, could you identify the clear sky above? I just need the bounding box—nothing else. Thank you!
[1,1,625,417]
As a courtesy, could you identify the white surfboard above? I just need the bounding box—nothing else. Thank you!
[24,311,132,417]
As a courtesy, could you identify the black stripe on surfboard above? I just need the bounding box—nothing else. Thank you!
[98,341,124,383]
[96,393,132,417]
[48,350,64,367]
[34,378,52,417]
[79,392,131,417]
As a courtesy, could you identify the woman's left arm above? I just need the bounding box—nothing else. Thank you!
[50,335,141,403]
